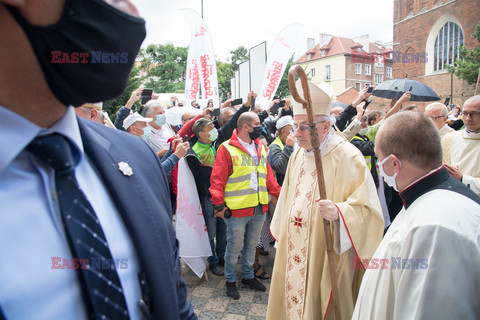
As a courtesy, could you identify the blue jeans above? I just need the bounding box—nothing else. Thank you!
[224,205,265,282]
[200,196,226,266]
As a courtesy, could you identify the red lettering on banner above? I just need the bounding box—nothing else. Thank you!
[189,60,200,100]
[201,54,213,98]
[195,26,207,38]
[278,37,291,48]
[263,61,283,100]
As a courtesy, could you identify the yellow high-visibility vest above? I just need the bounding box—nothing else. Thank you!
[269,136,284,150]
[222,141,269,210]
[351,135,372,170]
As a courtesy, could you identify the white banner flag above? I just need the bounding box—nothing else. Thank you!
[182,8,220,110]
[257,23,304,109]
[175,158,211,278]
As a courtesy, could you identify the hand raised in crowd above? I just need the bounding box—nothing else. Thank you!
[449,106,461,117]
[152,93,160,100]
[398,91,412,105]
[356,101,366,119]
[245,91,257,108]
[221,98,234,109]
[202,107,214,119]
[444,164,463,181]
[286,133,296,147]
[125,87,143,109]
[173,141,189,159]
[352,85,373,107]
[283,98,291,111]
[315,198,340,221]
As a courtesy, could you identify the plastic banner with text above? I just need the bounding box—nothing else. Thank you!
[256,23,304,109]
[182,8,220,110]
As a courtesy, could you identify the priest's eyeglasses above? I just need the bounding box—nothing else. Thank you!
[462,111,480,119]
[293,121,327,132]
[429,115,447,120]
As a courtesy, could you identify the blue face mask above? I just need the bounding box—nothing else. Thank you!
[154,114,166,126]
[141,126,152,141]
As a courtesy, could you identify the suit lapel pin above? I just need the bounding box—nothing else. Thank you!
[118,161,133,176]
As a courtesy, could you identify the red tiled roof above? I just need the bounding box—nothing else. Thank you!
[296,36,391,64]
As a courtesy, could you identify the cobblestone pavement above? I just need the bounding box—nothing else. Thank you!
[181,248,276,320]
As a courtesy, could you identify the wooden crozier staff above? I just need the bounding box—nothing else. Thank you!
[288,65,341,320]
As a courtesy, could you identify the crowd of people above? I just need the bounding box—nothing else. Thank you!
[2,0,480,319]
[79,82,480,319]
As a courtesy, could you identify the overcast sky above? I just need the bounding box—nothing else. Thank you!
[134,0,393,61]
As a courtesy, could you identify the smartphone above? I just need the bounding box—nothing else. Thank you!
[231,98,243,106]
[270,102,280,115]
[409,86,413,92]
[444,97,451,106]
[141,88,153,105]
[210,108,220,117]
[183,135,189,142]
[367,87,373,93]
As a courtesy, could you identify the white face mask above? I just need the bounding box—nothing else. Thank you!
[377,155,401,192]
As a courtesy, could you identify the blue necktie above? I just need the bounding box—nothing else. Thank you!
[27,134,130,320]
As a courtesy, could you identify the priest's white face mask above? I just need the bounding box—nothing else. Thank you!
[377,155,402,192]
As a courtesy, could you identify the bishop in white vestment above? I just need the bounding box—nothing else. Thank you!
[267,81,384,320]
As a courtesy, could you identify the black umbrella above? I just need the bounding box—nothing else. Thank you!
[372,79,440,102]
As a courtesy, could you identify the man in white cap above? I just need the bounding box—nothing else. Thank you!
[425,102,454,138]
[123,112,153,140]
[267,81,384,320]
[123,112,188,173]
[268,115,295,186]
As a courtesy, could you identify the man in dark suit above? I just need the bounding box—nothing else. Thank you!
[0,0,195,319]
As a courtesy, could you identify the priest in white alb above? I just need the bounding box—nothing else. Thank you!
[267,81,384,320]
[352,111,480,320]
[442,95,480,196]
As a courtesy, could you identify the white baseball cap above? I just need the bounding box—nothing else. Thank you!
[123,112,153,130]
[276,115,294,130]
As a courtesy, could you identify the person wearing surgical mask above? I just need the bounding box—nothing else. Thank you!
[123,113,188,173]
[144,100,175,153]
[353,111,480,320]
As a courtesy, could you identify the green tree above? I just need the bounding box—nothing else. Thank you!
[138,43,188,93]
[217,46,249,100]
[275,57,295,99]
[103,65,143,121]
[450,21,480,85]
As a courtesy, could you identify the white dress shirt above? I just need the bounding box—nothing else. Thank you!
[0,106,143,319]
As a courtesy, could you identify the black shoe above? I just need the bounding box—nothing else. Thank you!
[241,277,266,292]
[218,257,225,267]
[209,264,224,276]
[225,281,240,299]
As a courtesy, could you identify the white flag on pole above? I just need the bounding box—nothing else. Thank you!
[175,158,211,278]
[182,8,220,110]
[257,24,304,109]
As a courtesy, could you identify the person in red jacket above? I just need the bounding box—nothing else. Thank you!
[210,112,281,299]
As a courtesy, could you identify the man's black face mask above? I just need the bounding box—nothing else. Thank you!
[7,0,146,107]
